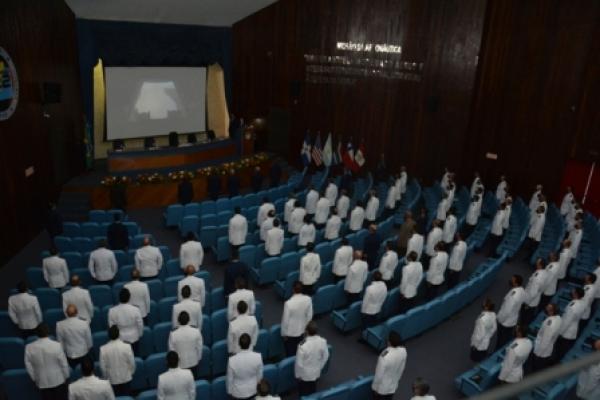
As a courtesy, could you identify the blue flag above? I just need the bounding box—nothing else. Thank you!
[301,131,312,166]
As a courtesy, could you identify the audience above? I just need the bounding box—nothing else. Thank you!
[108,288,144,348]
[42,247,69,289]
[68,357,115,399]
[172,286,202,330]
[157,351,195,400]
[371,331,407,400]
[62,275,94,322]
[123,268,151,321]
[179,232,204,272]
[228,277,256,321]
[227,301,258,354]
[295,321,329,396]
[88,239,117,284]
[99,326,136,396]
[56,304,92,367]
[134,236,163,278]
[281,281,313,356]
[8,281,42,337]
[229,207,248,249]
[178,265,206,306]
[226,333,263,399]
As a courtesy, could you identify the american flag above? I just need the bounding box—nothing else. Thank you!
[312,132,323,166]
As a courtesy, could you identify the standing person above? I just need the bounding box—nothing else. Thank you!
[298,215,316,248]
[177,265,206,305]
[68,357,115,400]
[177,175,194,205]
[384,182,398,218]
[265,219,284,256]
[281,282,313,356]
[569,222,583,261]
[325,178,338,208]
[425,243,448,300]
[228,278,256,321]
[496,175,508,203]
[223,248,250,296]
[470,172,484,197]
[8,281,42,337]
[288,201,306,235]
[447,234,467,288]
[124,269,150,322]
[361,271,388,328]
[336,189,350,220]
[332,238,353,281]
[107,213,129,251]
[398,166,408,196]
[581,274,597,322]
[257,198,275,228]
[498,325,533,384]
[295,321,330,396]
[540,253,561,310]
[349,201,366,232]
[25,323,70,400]
[410,377,436,400]
[463,193,482,239]
[179,232,204,272]
[560,187,574,217]
[226,334,263,400]
[529,184,543,214]
[172,286,203,330]
[526,206,546,257]
[227,301,258,354]
[363,224,382,270]
[496,275,526,350]
[229,207,248,249]
[88,240,117,284]
[425,220,443,260]
[42,247,69,289]
[305,186,319,218]
[397,211,417,255]
[314,193,330,228]
[576,339,600,400]
[284,194,297,224]
[406,228,424,261]
[157,351,195,400]
[470,299,497,362]
[344,251,369,304]
[324,208,342,240]
[108,289,144,349]
[62,275,94,322]
[99,326,136,397]
[442,208,457,245]
[555,287,586,360]
[299,242,321,295]
[436,193,449,222]
[56,305,93,367]
[557,240,572,281]
[400,252,423,313]
[134,236,163,278]
[260,210,276,242]
[365,191,380,225]
[531,303,562,372]
[168,312,203,378]
[256,379,281,400]
[378,241,399,288]
[488,203,507,255]
[371,332,407,400]
[522,259,549,325]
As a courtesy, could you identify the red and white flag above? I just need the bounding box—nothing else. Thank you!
[355,142,366,168]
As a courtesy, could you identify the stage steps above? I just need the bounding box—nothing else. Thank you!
[57,191,90,222]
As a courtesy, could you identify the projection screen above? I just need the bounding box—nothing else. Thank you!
[105,67,207,140]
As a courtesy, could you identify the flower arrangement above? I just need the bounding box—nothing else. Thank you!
[136,173,165,184]
[167,170,196,182]
[100,176,130,187]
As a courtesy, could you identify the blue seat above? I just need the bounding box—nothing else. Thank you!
[146,279,163,302]
[107,209,126,222]
[315,242,333,264]
[211,339,228,376]
[144,352,167,388]
[268,325,285,361]
[216,237,231,262]
[200,214,217,228]
[138,327,154,358]
[216,224,228,238]
[210,376,227,400]
[1,369,42,400]
[200,201,216,215]
[26,268,45,289]
[276,356,297,394]
[279,252,299,280]
[331,301,362,333]
[195,380,210,400]
[146,301,159,328]
[184,203,201,216]
[92,331,108,359]
[82,222,102,238]
[34,288,61,311]
[74,237,94,253]
[263,364,279,393]
[43,308,65,334]
[130,357,146,391]
[0,338,25,369]
[158,297,177,322]
[198,346,211,378]
[201,315,212,346]
[250,257,280,285]
[165,259,181,277]
[319,383,351,399]
[113,250,128,267]
[89,285,113,308]
[0,311,20,337]
[63,251,83,270]
[210,309,228,343]
[136,389,157,400]
[123,222,139,237]
[179,216,199,238]
[163,204,184,227]
[216,198,232,213]
[332,280,348,309]
[274,271,299,300]
[349,375,374,399]
[54,236,74,252]
[313,284,336,316]
[282,237,296,254]
[63,222,81,237]
[163,276,180,298]
[117,265,134,282]
[239,245,256,269]
[158,246,171,262]
[89,210,107,223]
[152,322,172,353]
[210,287,226,313]
[199,226,217,250]
[256,329,270,360]
[90,306,106,333]
[217,211,233,226]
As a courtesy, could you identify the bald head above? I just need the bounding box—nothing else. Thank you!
[353,250,363,260]
[71,275,81,287]
[66,304,78,317]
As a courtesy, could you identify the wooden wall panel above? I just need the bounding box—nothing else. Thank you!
[0,0,84,264]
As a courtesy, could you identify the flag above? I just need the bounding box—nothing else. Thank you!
[312,132,323,166]
[342,141,359,172]
[355,142,366,167]
[301,131,312,166]
[335,139,342,165]
[322,132,333,166]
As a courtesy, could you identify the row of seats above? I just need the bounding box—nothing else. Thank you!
[529,203,566,265]
[59,221,140,241]
[568,212,600,280]
[495,197,529,258]
[88,209,127,224]
[302,375,374,400]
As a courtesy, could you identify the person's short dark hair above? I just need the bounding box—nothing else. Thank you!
[181,285,191,299]
[388,331,402,347]
[80,357,95,377]
[574,287,585,298]
[49,247,58,256]
[17,281,28,293]
[98,239,108,248]
[372,271,383,282]
[434,242,445,252]
[273,219,280,228]
[119,288,131,303]
[166,351,179,368]
[36,323,49,338]
[341,237,349,246]
[513,275,523,287]
[407,251,418,262]
[448,207,456,215]
[178,311,190,326]
[357,200,364,208]
[257,379,272,396]
[239,333,251,350]
[306,320,318,336]
[237,300,248,315]
[303,215,311,224]
[587,274,598,284]
[263,197,270,204]
[231,247,239,260]
[293,281,303,294]
[306,242,315,252]
[234,207,241,214]
[412,377,430,396]
[386,241,393,250]
[235,277,247,290]
[108,325,120,340]
[483,298,495,311]
[294,200,301,208]
[185,232,196,242]
[515,324,528,337]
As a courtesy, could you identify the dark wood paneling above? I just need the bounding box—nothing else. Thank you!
[0,0,84,264]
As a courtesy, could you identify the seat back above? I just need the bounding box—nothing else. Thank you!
[0,338,25,370]
[34,287,61,310]
[89,285,113,308]
[152,322,172,353]
[1,369,42,400]
[210,339,228,376]
[144,352,167,388]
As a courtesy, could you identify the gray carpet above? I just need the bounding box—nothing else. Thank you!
[0,207,536,399]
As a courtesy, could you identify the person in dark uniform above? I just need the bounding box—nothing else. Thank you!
[364,224,383,270]
[107,213,129,251]
[270,161,282,188]
[46,203,63,241]
[227,169,240,197]
[110,178,127,211]
[340,169,353,194]
[223,248,250,296]
[207,171,221,201]
[251,167,263,193]
[177,176,194,205]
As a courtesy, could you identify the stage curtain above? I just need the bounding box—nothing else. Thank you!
[207,63,230,139]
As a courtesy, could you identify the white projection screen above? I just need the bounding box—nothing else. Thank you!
[105,67,207,140]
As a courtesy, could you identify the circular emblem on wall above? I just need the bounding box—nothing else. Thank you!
[0,47,19,121]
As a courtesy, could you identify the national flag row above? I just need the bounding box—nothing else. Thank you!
[301,131,366,172]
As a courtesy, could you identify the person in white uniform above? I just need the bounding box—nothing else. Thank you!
[470,299,497,362]
[410,377,437,400]
[531,303,562,371]
[407,229,424,261]
[560,186,574,216]
[295,321,329,396]
[63,275,94,322]
[349,201,366,232]
[134,236,163,278]
[56,304,92,367]
[447,233,467,288]
[259,210,276,241]
[436,193,449,222]
[257,197,275,228]
[288,201,306,235]
[281,281,313,356]
[265,219,284,256]
[325,178,338,206]
[496,175,508,202]
[25,323,70,400]
[384,183,398,218]
[425,242,448,300]
[527,206,546,256]
[229,207,248,248]
[168,311,203,377]
[227,334,264,399]
[298,215,316,248]
[569,222,583,261]
[496,274,526,350]
[305,186,319,216]
[582,274,597,322]
[228,277,256,321]
[8,281,42,337]
[503,197,513,231]
[179,232,204,271]
[99,326,136,396]
[576,339,600,400]
[314,194,330,227]
[425,220,443,258]
[498,325,532,384]
[345,251,369,304]
[69,357,115,400]
[365,191,380,225]
[108,288,144,346]
[555,287,586,360]
[228,301,258,354]
[284,194,297,224]
[378,241,399,287]
[299,242,321,294]
[157,351,195,400]
[172,285,202,330]
[177,265,206,306]
[540,253,561,309]
[371,331,407,400]
[442,208,457,244]
[88,240,117,283]
[256,379,281,400]
[529,184,543,214]
[400,252,423,312]
[336,189,351,220]
[43,247,70,288]
[470,173,484,197]
[557,240,572,280]
[398,166,408,196]
[464,191,483,238]
[123,268,150,320]
[521,258,549,325]
[361,271,388,328]
[488,202,507,256]
[324,208,342,240]
[332,238,353,281]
